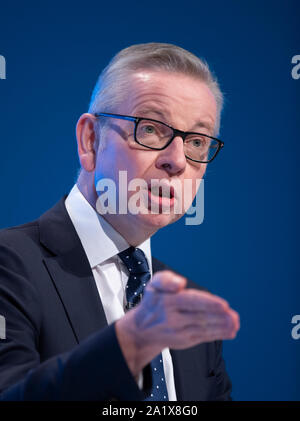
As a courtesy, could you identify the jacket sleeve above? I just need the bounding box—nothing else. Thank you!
[0,243,144,401]
[211,340,232,401]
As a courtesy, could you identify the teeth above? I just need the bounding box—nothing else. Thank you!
[148,186,173,198]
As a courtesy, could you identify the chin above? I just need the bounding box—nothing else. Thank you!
[135,211,180,230]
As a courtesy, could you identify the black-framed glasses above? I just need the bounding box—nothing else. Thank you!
[94,112,224,163]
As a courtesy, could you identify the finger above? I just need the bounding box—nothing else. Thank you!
[187,324,238,343]
[180,311,234,328]
[174,289,229,313]
[149,270,187,293]
[199,330,238,343]
[227,308,240,331]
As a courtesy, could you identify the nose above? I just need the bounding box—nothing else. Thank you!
[155,136,186,176]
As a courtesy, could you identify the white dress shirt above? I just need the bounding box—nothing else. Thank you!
[65,184,177,400]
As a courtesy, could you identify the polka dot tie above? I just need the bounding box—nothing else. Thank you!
[118,246,169,401]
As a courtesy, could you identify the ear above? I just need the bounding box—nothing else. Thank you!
[76,113,98,172]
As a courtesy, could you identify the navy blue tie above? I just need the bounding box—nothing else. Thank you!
[118,246,169,401]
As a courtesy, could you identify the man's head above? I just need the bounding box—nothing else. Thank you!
[76,43,223,245]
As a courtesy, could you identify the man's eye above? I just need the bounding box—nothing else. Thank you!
[142,125,156,134]
[191,138,204,147]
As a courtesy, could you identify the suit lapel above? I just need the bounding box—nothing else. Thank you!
[39,196,204,400]
[39,196,108,343]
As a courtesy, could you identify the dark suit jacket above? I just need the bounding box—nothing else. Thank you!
[0,196,232,401]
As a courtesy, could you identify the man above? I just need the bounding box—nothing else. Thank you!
[0,43,239,401]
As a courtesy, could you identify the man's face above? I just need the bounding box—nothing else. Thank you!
[94,70,217,236]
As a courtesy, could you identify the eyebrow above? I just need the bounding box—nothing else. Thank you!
[136,108,214,133]
[136,108,168,121]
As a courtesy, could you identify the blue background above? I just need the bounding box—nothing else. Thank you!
[0,0,299,401]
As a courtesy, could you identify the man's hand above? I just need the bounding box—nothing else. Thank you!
[115,271,240,379]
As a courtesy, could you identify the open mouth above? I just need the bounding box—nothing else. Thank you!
[147,184,175,212]
[147,185,175,199]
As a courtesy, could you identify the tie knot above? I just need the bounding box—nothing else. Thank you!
[118,246,151,310]
[118,246,150,275]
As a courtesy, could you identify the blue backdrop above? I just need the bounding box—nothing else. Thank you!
[0,0,299,401]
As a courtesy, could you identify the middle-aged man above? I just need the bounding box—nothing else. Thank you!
[0,43,239,401]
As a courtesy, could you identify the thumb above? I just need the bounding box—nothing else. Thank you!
[149,270,187,293]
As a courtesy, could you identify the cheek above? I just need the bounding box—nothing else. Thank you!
[184,163,205,179]
[94,140,125,185]
[94,142,156,188]
[182,165,206,202]
[119,145,158,182]
[191,163,206,182]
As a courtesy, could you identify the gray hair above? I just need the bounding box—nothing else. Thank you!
[88,43,224,137]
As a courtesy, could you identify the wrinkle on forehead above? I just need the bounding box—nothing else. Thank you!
[124,71,217,133]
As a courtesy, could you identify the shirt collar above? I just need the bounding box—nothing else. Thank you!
[65,184,152,272]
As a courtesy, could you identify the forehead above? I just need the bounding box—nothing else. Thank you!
[119,70,217,132]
